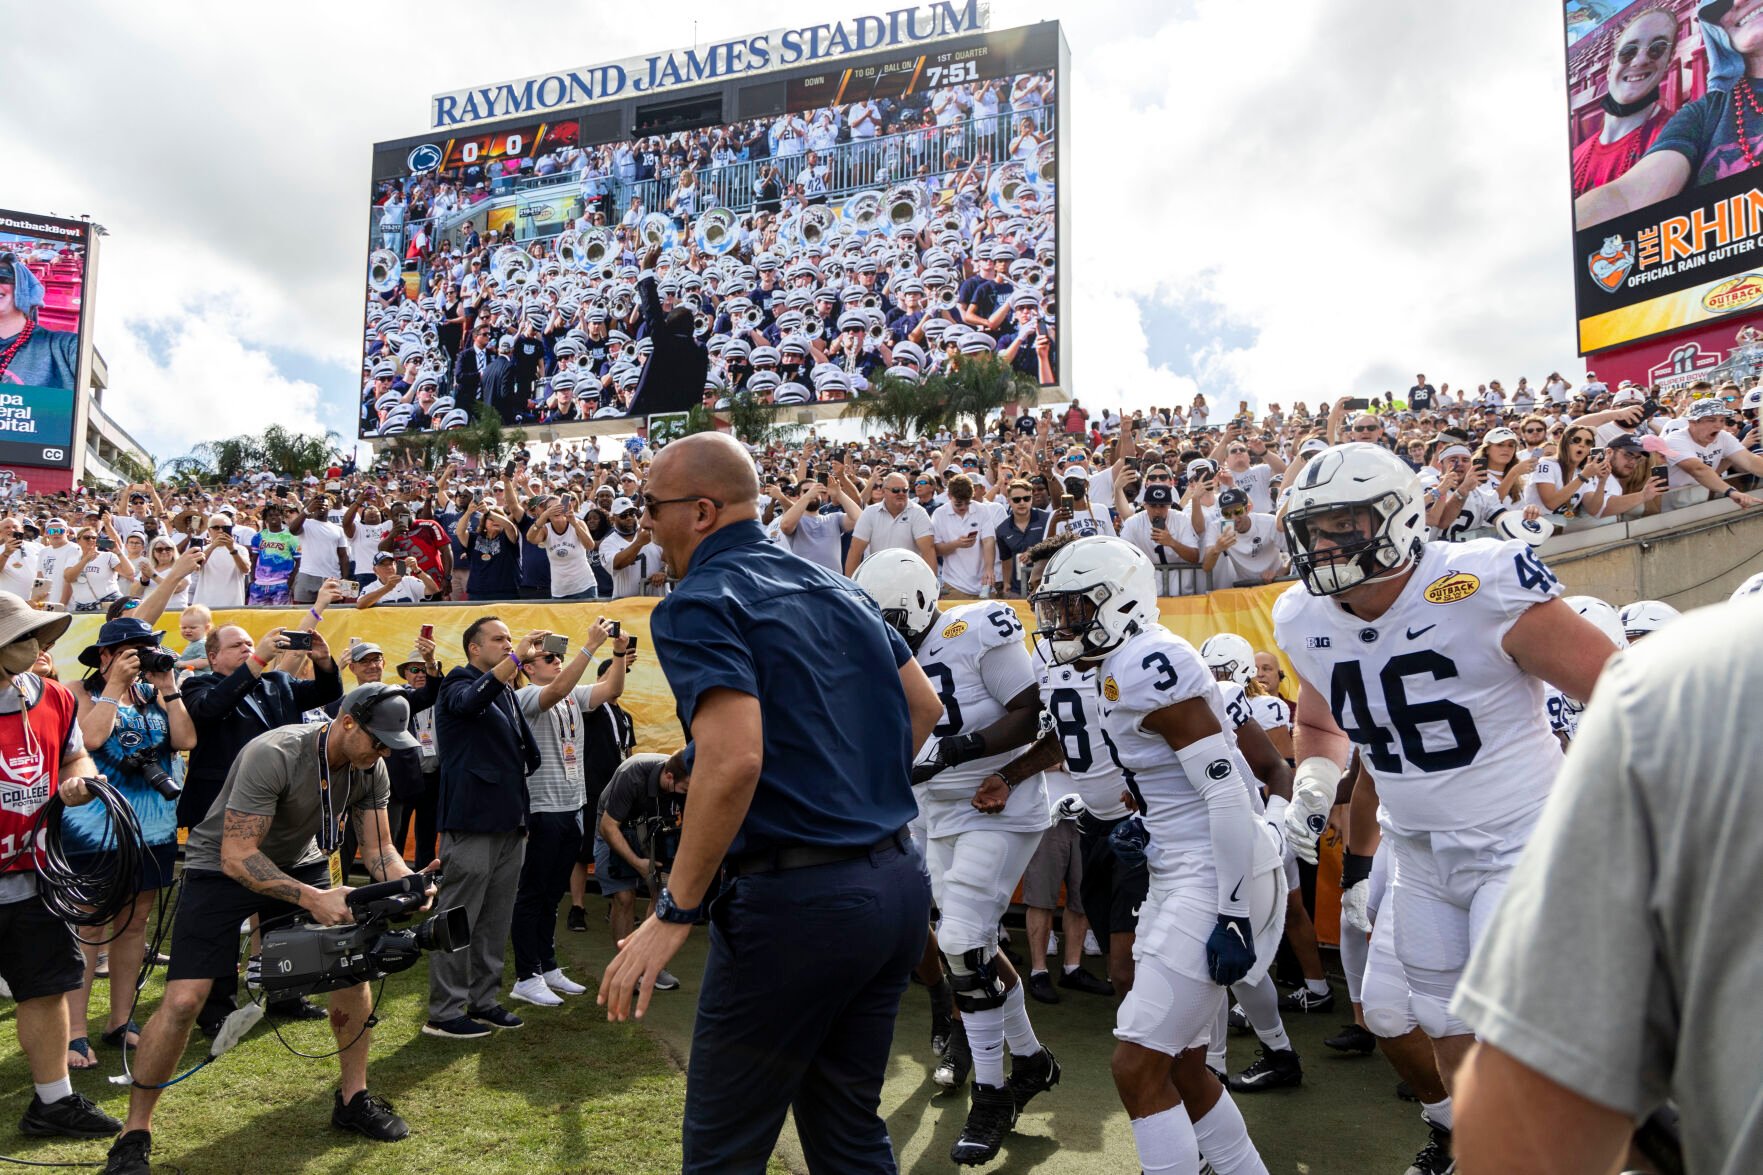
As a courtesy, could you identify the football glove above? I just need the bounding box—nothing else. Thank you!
[1206,914,1257,986]
[1284,757,1340,866]
[1053,792,1087,821]
[1340,849,1375,934]
[1108,815,1150,869]
[910,733,985,785]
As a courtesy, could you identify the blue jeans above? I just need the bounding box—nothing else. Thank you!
[552,588,599,601]
[682,837,929,1174]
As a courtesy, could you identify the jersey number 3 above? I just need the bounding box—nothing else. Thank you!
[1329,652,1482,774]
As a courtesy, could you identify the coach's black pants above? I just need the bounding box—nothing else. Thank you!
[682,839,930,1174]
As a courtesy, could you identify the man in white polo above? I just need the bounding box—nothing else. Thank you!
[844,472,936,576]
[1661,399,1763,507]
[929,474,997,598]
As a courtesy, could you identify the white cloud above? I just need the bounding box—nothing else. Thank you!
[0,0,1582,443]
[102,310,328,463]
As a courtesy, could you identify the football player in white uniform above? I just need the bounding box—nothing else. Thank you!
[1546,597,1627,746]
[1199,634,1330,1095]
[1272,444,1616,1107]
[852,550,1057,1167]
[1618,598,1680,643]
[1034,537,1285,1175]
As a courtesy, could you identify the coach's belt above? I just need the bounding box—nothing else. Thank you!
[726,827,909,877]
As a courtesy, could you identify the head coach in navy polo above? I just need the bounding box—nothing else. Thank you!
[599,431,945,1174]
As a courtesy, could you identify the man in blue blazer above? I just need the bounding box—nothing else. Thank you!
[424,616,545,1039]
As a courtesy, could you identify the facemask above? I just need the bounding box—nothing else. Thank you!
[0,637,41,676]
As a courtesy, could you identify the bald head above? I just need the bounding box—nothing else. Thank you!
[651,432,761,504]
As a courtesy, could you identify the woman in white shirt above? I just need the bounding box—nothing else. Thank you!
[1522,425,1608,517]
[64,526,124,612]
[142,538,193,610]
[525,497,599,600]
[119,533,150,597]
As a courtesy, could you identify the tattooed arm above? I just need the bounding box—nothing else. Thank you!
[219,808,355,926]
[350,803,420,884]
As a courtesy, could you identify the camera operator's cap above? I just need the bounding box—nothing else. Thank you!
[78,616,164,668]
[1142,483,1175,506]
[1689,397,1735,421]
[339,684,420,752]
[0,590,71,650]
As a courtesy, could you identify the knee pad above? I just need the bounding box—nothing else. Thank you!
[1362,999,1416,1041]
[945,946,1007,1013]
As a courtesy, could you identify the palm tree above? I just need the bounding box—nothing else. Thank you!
[722,389,800,446]
[843,373,942,438]
[939,353,1040,435]
[194,434,265,482]
[158,455,211,487]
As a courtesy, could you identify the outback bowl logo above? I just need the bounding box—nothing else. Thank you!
[941,620,968,639]
[1588,235,1635,293]
[1103,675,1119,702]
[1423,571,1481,605]
[406,143,443,173]
[1702,274,1763,315]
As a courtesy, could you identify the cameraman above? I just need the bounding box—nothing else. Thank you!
[592,748,690,991]
[100,686,433,1175]
[0,597,122,1141]
[64,619,194,1060]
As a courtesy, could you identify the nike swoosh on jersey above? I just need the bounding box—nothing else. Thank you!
[1406,624,1437,640]
[1130,902,1143,919]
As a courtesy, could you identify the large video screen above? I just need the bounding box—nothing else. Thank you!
[0,210,86,469]
[359,26,1059,438]
[1565,1,1763,353]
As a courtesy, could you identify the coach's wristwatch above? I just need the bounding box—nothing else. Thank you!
[655,886,702,925]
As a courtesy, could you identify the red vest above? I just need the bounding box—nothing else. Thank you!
[0,677,78,873]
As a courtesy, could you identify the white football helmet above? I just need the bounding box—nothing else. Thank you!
[1030,536,1159,665]
[1619,599,1680,642]
[1563,595,1628,649]
[853,549,940,644]
[1200,633,1257,686]
[1280,443,1427,597]
[1730,571,1763,601]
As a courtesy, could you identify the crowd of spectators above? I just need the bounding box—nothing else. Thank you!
[4,371,1762,617]
[362,70,1057,434]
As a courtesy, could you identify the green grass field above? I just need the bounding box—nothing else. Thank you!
[0,905,1426,1174]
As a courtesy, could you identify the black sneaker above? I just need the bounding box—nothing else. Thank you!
[1007,1047,1060,1113]
[1057,967,1115,997]
[332,1089,409,1141]
[1227,1003,1252,1033]
[20,1092,121,1139]
[566,906,587,932]
[268,996,327,1021]
[1405,1124,1454,1175]
[1228,1047,1303,1092]
[949,1082,1018,1166]
[470,1004,524,1029]
[934,1018,971,1090]
[1396,1079,1419,1102]
[101,1129,152,1175]
[422,1016,491,1040]
[1324,1022,1377,1055]
[1279,985,1336,1013]
[1026,970,1060,1004]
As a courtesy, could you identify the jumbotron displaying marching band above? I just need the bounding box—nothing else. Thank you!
[360,22,1065,437]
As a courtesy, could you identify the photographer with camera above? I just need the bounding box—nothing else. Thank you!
[507,619,627,1008]
[591,748,690,992]
[100,685,435,1175]
[63,619,194,1062]
[0,596,123,1140]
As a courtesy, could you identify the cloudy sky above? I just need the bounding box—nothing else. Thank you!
[4,0,1575,463]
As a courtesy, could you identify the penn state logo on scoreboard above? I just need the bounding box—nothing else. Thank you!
[406,144,443,174]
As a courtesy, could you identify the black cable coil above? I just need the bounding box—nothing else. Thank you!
[27,776,148,935]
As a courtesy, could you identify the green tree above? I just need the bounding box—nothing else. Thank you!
[109,451,157,485]
[939,353,1040,436]
[194,434,265,482]
[722,389,801,446]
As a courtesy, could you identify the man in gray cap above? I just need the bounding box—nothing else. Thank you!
[102,685,434,1175]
